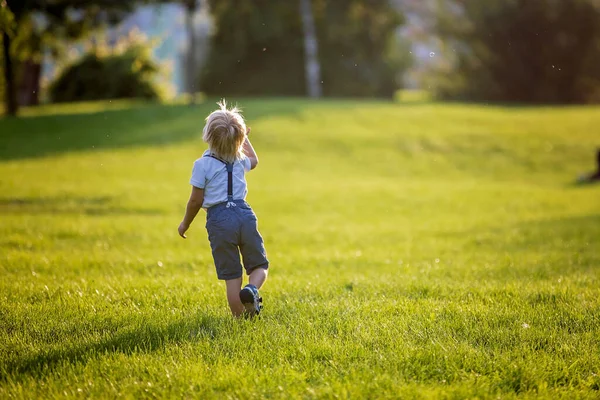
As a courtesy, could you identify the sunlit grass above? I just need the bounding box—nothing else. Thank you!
[16,99,155,118]
[1,98,599,398]
[394,89,432,103]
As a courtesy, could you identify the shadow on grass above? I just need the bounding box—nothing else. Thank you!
[0,99,315,161]
[0,97,448,162]
[1,313,223,381]
[431,97,600,110]
[569,178,600,188]
[0,196,164,216]
[0,103,206,161]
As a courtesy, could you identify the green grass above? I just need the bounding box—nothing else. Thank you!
[1,98,599,399]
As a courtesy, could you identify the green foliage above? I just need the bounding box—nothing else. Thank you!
[313,0,409,97]
[202,1,305,96]
[432,0,600,103]
[202,0,409,98]
[48,45,163,103]
[0,99,599,397]
[0,3,16,35]
[2,0,143,114]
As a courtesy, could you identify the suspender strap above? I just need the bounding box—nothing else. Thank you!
[225,162,233,202]
[205,154,236,207]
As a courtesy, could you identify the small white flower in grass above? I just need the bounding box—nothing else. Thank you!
[429,52,435,57]
[157,261,163,267]
[522,323,530,329]
[435,258,440,263]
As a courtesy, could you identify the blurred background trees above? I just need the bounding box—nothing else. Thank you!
[2,0,138,115]
[200,1,306,97]
[313,0,409,98]
[300,0,321,99]
[201,0,407,98]
[430,0,600,103]
[2,0,600,117]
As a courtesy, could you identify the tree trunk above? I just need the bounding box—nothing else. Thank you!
[185,0,198,104]
[24,34,42,106]
[18,59,41,106]
[300,0,321,98]
[2,31,18,116]
[30,61,41,106]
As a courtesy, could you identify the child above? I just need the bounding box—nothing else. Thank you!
[178,101,269,317]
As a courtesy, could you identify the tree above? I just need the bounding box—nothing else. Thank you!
[201,0,408,98]
[433,0,600,103]
[202,0,306,96]
[1,0,137,116]
[2,31,16,115]
[313,0,407,98]
[300,0,321,98]
[1,1,17,115]
[183,0,198,103]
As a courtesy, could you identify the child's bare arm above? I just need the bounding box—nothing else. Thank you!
[178,186,204,238]
[243,127,259,170]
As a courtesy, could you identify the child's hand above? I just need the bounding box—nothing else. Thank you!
[246,127,251,136]
[178,222,189,239]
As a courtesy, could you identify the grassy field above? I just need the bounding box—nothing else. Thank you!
[0,98,599,399]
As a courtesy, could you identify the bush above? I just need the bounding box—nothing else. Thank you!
[49,44,163,103]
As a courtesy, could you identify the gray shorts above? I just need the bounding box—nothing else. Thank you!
[205,200,269,280]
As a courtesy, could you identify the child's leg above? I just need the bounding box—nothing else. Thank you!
[249,267,268,289]
[225,278,244,317]
[239,207,269,290]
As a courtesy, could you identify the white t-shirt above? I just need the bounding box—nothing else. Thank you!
[189,150,252,208]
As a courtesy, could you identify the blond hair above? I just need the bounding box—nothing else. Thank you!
[202,100,247,163]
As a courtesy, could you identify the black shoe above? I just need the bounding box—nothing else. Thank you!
[239,284,263,317]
